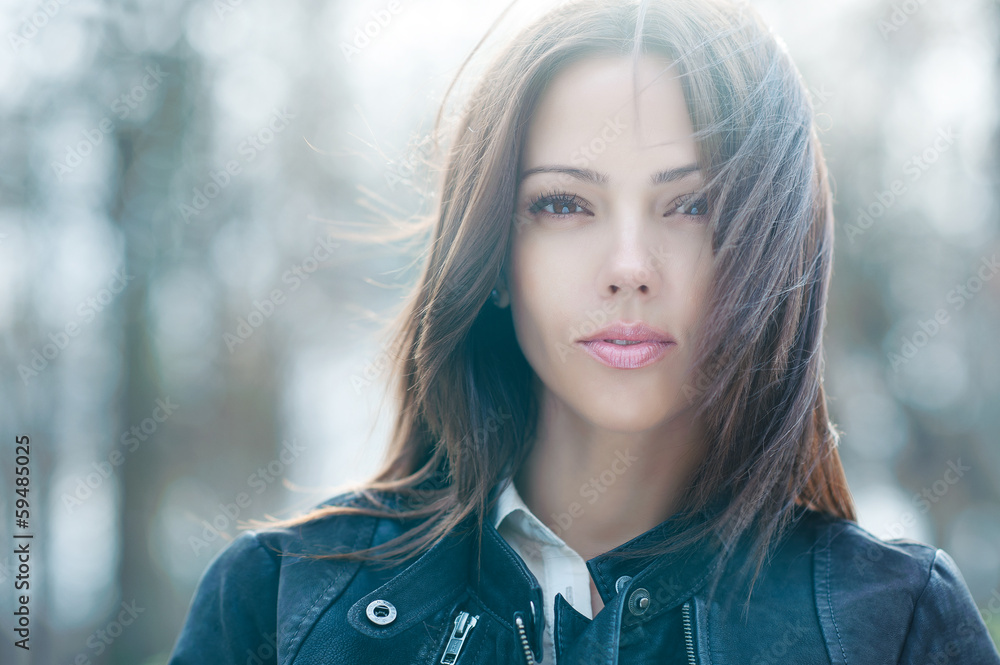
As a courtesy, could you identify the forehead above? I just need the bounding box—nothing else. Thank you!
[519,54,697,175]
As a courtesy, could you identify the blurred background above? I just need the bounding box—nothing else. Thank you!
[0,0,997,662]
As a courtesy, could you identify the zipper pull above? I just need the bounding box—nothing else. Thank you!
[440,610,479,664]
[513,611,537,665]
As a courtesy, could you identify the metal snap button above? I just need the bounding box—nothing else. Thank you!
[627,588,650,616]
[615,575,632,594]
[366,599,397,625]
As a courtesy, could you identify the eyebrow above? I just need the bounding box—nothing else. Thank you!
[518,163,701,186]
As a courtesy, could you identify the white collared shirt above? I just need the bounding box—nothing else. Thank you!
[491,478,594,664]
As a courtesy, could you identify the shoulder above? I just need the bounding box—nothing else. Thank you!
[790,508,964,608]
[802,509,939,587]
[786,509,999,664]
[196,489,384,570]
[252,488,387,557]
[751,508,943,597]
[168,489,393,665]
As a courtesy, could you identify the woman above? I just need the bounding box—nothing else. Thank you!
[168,0,999,663]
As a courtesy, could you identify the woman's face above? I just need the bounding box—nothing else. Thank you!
[510,54,715,433]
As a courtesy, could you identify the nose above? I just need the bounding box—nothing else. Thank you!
[597,215,662,299]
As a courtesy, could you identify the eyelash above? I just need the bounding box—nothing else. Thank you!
[526,189,709,218]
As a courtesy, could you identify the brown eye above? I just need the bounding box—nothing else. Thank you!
[670,194,709,217]
[528,191,591,217]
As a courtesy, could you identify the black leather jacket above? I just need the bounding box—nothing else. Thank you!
[168,489,1000,664]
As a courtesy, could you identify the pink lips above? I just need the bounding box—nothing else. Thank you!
[576,321,676,370]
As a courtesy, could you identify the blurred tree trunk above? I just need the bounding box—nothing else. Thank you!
[109,66,179,664]
[106,43,286,660]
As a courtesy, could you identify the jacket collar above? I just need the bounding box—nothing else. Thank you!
[340,480,733,659]
[487,476,731,618]
[586,493,731,628]
[341,494,548,653]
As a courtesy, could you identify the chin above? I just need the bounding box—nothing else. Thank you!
[575,395,680,434]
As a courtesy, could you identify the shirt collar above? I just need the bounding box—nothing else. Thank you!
[487,475,734,623]
[490,475,523,529]
[491,476,569,549]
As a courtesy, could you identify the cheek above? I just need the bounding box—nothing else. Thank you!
[668,240,715,332]
[687,257,715,330]
[511,230,556,300]
[508,236,581,362]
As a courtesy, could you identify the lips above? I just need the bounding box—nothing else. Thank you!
[576,321,676,369]
[578,321,676,344]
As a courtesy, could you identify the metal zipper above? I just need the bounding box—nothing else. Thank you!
[513,612,537,665]
[682,601,696,665]
[440,610,479,664]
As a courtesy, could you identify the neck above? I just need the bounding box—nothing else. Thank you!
[514,391,709,562]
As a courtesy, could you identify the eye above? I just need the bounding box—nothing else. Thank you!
[668,193,709,217]
[527,190,591,217]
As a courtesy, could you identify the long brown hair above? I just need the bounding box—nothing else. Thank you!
[260,0,855,601]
